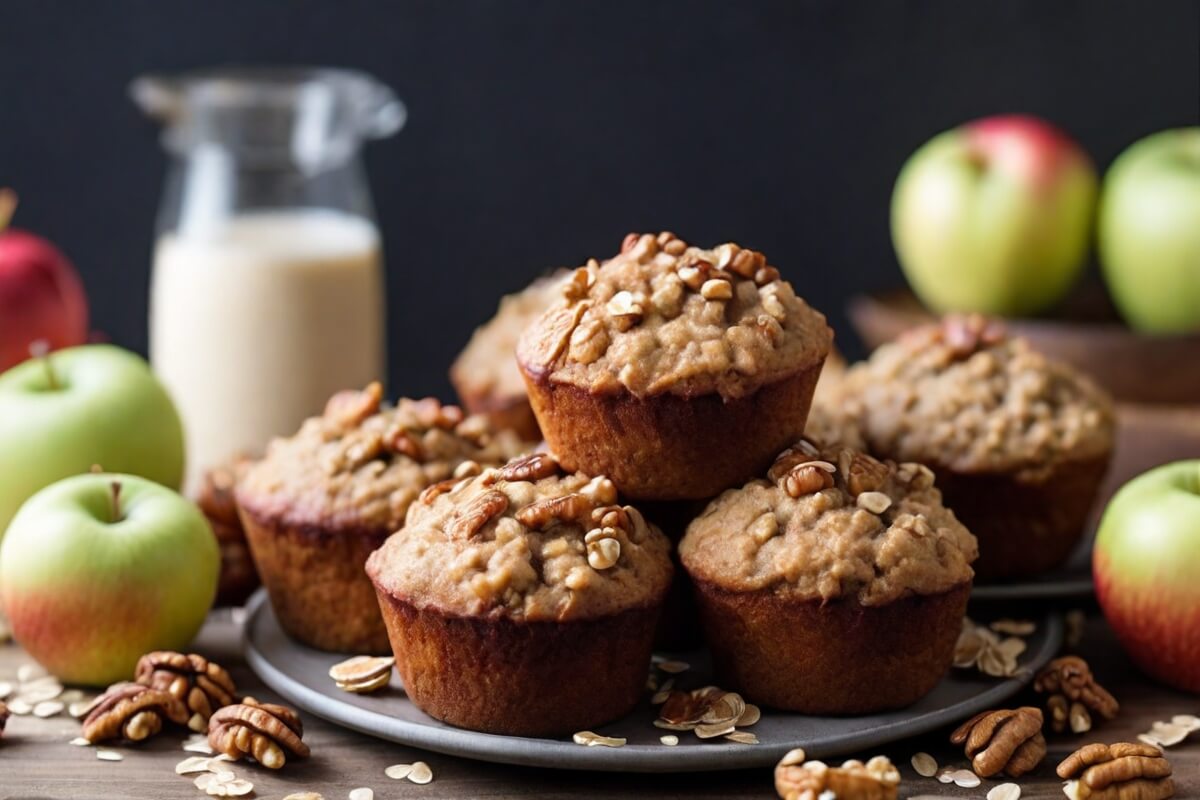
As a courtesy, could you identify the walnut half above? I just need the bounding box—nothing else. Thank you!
[81,683,189,743]
[775,752,900,800]
[949,706,1046,777]
[135,651,238,733]
[1057,742,1174,800]
[1035,656,1119,733]
[208,698,309,769]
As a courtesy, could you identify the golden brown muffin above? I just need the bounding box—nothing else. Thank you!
[450,271,570,441]
[517,232,833,500]
[837,315,1115,580]
[194,456,259,607]
[366,453,673,735]
[680,440,977,714]
[236,383,530,654]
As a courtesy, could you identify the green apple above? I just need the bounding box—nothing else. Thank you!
[0,344,185,538]
[892,114,1098,316]
[1098,127,1200,333]
[0,473,218,685]
[1094,461,1200,693]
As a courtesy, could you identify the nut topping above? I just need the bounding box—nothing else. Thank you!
[208,698,309,769]
[606,290,645,331]
[775,754,900,800]
[1035,656,1119,733]
[949,706,1047,777]
[492,452,561,483]
[586,537,621,570]
[516,493,593,530]
[841,450,891,496]
[323,382,383,428]
[81,683,190,743]
[1057,742,1174,800]
[700,278,734,301]
[779,464,836,498]
[135,651,237,733]
[446,490,509,539]
[940,314,1007,359]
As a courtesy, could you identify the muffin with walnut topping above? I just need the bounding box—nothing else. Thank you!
[680,439,977,714]
[837,315,1115,580]
[450,271,569,441]
[366,453,673,735]
[517,232,833,500]
[236,383,530,654]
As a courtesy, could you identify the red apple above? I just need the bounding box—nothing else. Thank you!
[0,190,89,372]
[892,114,1098,316]
[1094,460,1200,693]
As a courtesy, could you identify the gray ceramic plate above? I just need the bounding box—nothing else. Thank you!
[243,592,1063,772]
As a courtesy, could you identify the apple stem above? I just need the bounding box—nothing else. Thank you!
[110,480,124,523]
[0,189,16,233]
[28,340,58,390]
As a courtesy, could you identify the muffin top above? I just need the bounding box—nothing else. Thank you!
[516,232,833,400]
[237,383,531,533]
[366,453,673,622]
[838,316,1115,477]
[450,270,569,406]
[679,439,977,606]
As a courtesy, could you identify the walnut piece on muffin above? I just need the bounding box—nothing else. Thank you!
[450,270,570,441]
[835,314,1116,579]
[516,232,834,499]
[366,452,673,735]
[236,383,532,654]
[679,439,977,714]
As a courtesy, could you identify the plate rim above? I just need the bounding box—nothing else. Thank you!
[243,590,1064,773]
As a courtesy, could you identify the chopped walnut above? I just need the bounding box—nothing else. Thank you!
[1035,656,1119,733]
[81,683,189,743]
[135,651,237,732]
[209,698,309,770]
[780,464,836,497]
[323,382,383,428]
[516,493,593,530]
[840,449,890,496]
[775,754,900,800]
[939,314,1007,360]
[1057,742,1174,800]
[492,453,561,483]
[949,706,1046,777]
[445,490,509,539]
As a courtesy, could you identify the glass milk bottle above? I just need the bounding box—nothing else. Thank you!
[133,68,403,492]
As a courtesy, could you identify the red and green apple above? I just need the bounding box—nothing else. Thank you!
[1094,460,1200,693]
[0,189,89,372]
[1098,127,1200,333]
[0,344,186,538]
[0,473,218,686]
[891,114,1098,317]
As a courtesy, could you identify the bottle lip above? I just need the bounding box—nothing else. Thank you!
[131,65,406,159]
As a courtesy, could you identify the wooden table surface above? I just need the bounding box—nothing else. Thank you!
[1,610,1196,800]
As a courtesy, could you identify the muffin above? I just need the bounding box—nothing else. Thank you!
[366,453,673,735]
[837,315,1115,580]
[450,271,569,441]
[680,439,977,714]
[517,231,833,500]
[236,383,530,654]
[194,456,259,607]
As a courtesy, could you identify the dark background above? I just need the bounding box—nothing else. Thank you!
[0,1,1197,399]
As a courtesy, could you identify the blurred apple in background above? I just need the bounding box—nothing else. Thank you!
[0,190,89,372]
[1094,461,1200,693]
[0,473,217,685]
[1098,127,1200,334]
[891,114,1098,317]
[0,344,186,538]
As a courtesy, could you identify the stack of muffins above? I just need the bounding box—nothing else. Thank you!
[232,231,1116,737]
